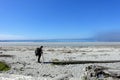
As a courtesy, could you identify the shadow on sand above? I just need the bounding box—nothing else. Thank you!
[41,60,120,65]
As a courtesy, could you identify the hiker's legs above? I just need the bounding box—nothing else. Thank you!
[38,55,41,62]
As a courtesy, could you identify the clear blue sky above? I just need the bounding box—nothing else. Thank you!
[0,0,120,40]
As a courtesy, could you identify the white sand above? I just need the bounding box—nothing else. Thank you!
[0,42,120,80]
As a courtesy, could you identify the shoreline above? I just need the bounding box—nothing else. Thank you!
[1,42,120,47]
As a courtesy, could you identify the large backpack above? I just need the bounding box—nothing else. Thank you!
[35,48,40,56]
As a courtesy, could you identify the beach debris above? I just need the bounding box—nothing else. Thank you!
[42,74,54,78]
[83,65,120,80]
[0,54,14,57]
[53,73,73,80]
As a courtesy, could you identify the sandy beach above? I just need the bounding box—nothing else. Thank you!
[1,42,120,80]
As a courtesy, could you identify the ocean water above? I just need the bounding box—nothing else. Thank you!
[0,39,120,46]
[0,39,95,42]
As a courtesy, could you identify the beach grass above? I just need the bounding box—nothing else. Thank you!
[0,61,10,71]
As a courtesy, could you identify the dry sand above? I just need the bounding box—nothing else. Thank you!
[0,42,120,80]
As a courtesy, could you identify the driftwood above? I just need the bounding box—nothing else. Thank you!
[83,65,120,80]
[0,54,14,57]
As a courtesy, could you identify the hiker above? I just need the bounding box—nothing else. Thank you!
[35,46,43,63]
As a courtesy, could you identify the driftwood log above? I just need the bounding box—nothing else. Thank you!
[83,65,120,80]
[0,54,14,57]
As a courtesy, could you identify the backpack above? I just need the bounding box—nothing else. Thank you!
[35,48,39,56]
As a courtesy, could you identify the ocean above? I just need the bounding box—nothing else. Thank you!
[0,39,96,42]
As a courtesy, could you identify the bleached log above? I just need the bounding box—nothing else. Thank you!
[104,70,120,77]
[84,65,120,80]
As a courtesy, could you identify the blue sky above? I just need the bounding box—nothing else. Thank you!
[0,0,120,40]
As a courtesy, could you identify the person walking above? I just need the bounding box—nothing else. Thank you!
[35,46,43,63]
